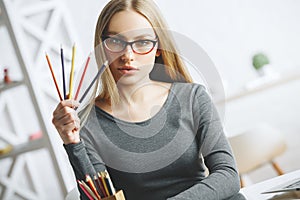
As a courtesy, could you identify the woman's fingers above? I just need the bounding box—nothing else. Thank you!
[53,99,79,120]
[59,121,79,135]
[54,99,80,115]
[52,99,81,144]
[56,113,80,128]
[53,106,77,123]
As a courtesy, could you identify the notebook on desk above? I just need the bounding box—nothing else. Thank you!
[261,178,300,194]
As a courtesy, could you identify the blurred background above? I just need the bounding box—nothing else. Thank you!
[0,0,300,199]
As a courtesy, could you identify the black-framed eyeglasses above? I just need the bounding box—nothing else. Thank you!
[102,36,158,55]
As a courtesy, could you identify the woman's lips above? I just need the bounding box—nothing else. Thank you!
[117,66,138,74]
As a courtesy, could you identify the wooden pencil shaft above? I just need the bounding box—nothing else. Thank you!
[45,54,63,101]
[69,44,76,99]
[61,47,67,100]
[78,61,107,103]
[74,55,91,100]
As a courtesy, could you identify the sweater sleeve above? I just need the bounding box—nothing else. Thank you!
[64,126,106,199]
[168,85,241,200]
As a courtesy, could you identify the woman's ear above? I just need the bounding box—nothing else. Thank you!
[156,49,161,57]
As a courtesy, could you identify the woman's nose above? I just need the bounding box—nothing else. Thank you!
[121,45,134,61]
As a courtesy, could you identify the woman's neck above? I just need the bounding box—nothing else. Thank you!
[96,81,172,122]
[117,79,154,106]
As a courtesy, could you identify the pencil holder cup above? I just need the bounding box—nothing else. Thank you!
[102,190,125,200]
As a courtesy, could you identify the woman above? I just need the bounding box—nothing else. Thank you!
[52,0,243,199]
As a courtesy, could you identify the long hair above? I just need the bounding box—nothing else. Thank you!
[80,0,192,124]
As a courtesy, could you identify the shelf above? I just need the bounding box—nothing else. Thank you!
[0,18,4,26]
[0,138,45,159]
[216,71,300,104]
[0,144,12,155]
[0,80,24,93]
[0,6,5,27]
[0,1,69,198]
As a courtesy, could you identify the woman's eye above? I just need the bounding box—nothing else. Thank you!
[135,40,151,47]
[111,38,122,44]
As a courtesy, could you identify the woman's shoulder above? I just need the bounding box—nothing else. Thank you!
[149,81,206,93]
[172,82,207,92]
[171,82,211,101]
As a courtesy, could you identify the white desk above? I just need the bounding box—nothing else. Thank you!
[241,170,300,200]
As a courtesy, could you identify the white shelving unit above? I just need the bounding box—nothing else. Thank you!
[0,0,81,199]
[215,71,300,105]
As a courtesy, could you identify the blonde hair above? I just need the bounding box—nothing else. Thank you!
[80,0,192,124]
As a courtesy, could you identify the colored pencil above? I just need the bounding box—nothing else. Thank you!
[86,175,101,199]
[45,53,63,101]
[60,45,67,100]
[104,176,112,196]
[97,172,108,197]
[69,43,76,99]
[94,175,105,198]
[105,170,116,195]
[100,171,110,196]
[81,180,98,200]
[78,61,108,103]
[74,54,91,100]
[77,180,94,200]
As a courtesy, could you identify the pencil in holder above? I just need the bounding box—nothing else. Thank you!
[102,190,125,200]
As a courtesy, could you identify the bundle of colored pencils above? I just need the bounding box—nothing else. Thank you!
[77,170,117,200]
[45,44,108,104]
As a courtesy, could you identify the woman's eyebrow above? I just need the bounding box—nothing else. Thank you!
[106,31,156,40]
[133,34,156,40]
[106,31,126,39]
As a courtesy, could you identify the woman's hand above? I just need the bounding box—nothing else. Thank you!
[52,99,81,144]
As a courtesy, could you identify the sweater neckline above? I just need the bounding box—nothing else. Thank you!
[95,82,176,125]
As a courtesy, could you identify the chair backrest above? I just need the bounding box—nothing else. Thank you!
[228,124,286,174]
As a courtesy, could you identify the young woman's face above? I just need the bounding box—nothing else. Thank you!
[103,10,159,86]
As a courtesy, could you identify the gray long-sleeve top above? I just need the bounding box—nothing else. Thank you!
[64,83,242,200]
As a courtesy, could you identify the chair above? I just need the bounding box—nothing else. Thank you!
[228,124,287,187]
